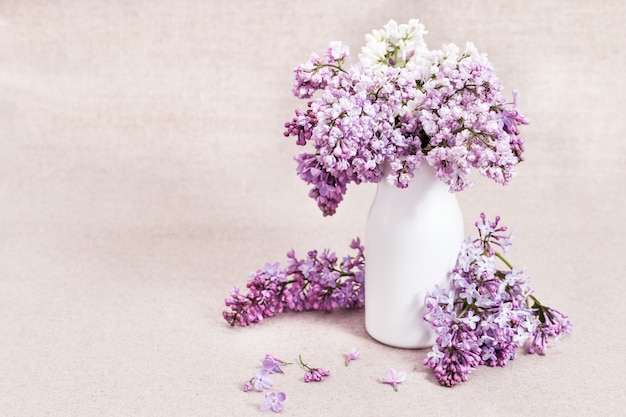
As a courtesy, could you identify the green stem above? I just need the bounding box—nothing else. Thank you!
[316,63,347,73]
[466,128,496,150]
[298,355,313,371]
[494,251,514,270]
[458,302,472,319]
[528,294,540,305]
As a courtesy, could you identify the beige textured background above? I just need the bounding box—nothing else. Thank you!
[1,1,625,416]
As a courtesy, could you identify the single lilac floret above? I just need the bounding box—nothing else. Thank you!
[253,370,274,392]
[261,392,286,413]
[380,368,407,391]
[262,354,290,374]
[345,347,360,366]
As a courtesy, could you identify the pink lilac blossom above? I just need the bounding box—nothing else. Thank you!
[222,238,364,327]
[299,355,331,383]
[284,21,528,216]
[422,214,572,387]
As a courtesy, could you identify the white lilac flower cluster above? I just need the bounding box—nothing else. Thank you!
[284,19,528,215]
[359,18,429,72]
[422,214,572,386]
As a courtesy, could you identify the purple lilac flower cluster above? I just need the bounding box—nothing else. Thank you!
[422,214,572,387]
[223,238,365,327]
[419,45,527,191]
[284,19,528,215]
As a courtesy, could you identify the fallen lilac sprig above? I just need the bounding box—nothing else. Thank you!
[380,368,407,391]
[423,213,572,386]
[223,238,364,327]
[298,355,331,382]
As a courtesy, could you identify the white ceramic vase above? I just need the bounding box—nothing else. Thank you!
[364,163,464,349]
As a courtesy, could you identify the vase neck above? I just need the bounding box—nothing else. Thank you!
[377,163,447,200]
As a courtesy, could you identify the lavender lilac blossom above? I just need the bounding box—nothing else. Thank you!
[222,238,365,327]
[262,354,290,374]
[284,19,528,215]
[422,214,572,387]
[379,368,407,391]
[261,392,286,413]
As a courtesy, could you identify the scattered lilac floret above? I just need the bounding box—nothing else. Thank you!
[261,392,286,413]
[263,354,289,374]
[345,347,360,366]
[253,370,274,392]
[380,368,407,391]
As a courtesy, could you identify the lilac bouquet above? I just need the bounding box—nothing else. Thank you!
[223,19,568,391]
[422,214,572,386]
[284,19,528,215]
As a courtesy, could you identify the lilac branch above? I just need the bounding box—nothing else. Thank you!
[222,238,365,327]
